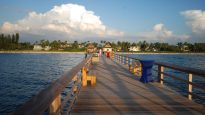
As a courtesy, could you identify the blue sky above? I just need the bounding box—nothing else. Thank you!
[0,0,205,43]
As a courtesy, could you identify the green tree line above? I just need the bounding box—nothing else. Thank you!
[1,33,205,52]
[0,33,33,50]
[104,40,205,52]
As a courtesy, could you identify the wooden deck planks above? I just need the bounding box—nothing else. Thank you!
[71,56,205,115]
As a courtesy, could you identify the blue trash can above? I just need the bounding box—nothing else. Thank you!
[139,60,155,83]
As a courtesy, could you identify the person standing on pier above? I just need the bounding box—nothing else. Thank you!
[99,49,102,56]
[85,51,87,59]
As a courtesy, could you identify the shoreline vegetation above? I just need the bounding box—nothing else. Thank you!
[1,50,205,55]
[1,33,205,53]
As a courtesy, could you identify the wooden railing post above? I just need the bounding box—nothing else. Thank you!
[121,56,123,64]
[126,56,128,66]
[124,56,125,64]
[73,75,78,93]
[114,54,115,61]
[113,54,114,61]
[117,55,119,62]
[129,58,132,66]
[119,55,122,63]
[128,58,130,66]
[121,56,124,64]
[117,55,120,63]
[116,54,117,62]
[123,56,125,64]
[188,73,193,100]
[128,58,132,72]
[111,52,114,60]
[49,94,61,115]
[121,55,123,64]
[158,65,164,84]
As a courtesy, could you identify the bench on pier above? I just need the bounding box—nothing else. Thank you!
[82,67,96,87]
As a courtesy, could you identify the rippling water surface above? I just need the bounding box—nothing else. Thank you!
[128,53,205,70]
[0,53,83,114]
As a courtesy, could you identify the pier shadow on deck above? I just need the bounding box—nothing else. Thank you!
[71,56,205,115]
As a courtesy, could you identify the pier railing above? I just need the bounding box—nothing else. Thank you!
[12,55,93,115]
[113,53,205,101]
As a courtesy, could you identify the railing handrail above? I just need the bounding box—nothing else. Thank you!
[115,53,205,77]
[116,53,138,60]
[13,55,92,115]
[154,62,205,78]
[114,53,205,101]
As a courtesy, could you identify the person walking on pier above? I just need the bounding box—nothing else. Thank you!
[85,52,87,59]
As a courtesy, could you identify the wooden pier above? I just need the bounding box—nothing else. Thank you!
[71,56,205,114]
[13,54,205,115]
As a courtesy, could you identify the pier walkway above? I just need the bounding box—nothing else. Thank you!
[71,56,204,115]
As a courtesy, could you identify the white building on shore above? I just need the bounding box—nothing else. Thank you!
[44,46,51,51]
[33,45,43,51]
[128,46,140,52]
[33,45,51,51]
[103,43,113,52]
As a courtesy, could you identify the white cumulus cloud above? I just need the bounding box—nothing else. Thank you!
[181,10,205,35]
[137,23,189,43]
[0,4,124,41]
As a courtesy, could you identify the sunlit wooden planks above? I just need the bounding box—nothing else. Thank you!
[71,56,205,115]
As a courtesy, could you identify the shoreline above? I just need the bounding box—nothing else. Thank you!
[0,51,85,54]
[0,51,205,55]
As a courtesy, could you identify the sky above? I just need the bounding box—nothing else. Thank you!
[0,0,205,43]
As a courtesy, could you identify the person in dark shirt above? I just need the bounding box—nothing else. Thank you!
[85,52,87,59]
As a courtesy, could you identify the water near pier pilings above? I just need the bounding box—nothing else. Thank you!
[0,53,84,114]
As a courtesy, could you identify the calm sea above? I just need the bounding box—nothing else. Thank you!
[0,53,84,114]
[0,53,205,114]
[127,53,205,70]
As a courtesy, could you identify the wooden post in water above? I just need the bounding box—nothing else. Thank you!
[49,94,61,115]
[188,73,193,100]
[158,65,164,84]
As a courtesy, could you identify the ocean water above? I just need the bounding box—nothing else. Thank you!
[127,53,205,70]
[0,53,84,114]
